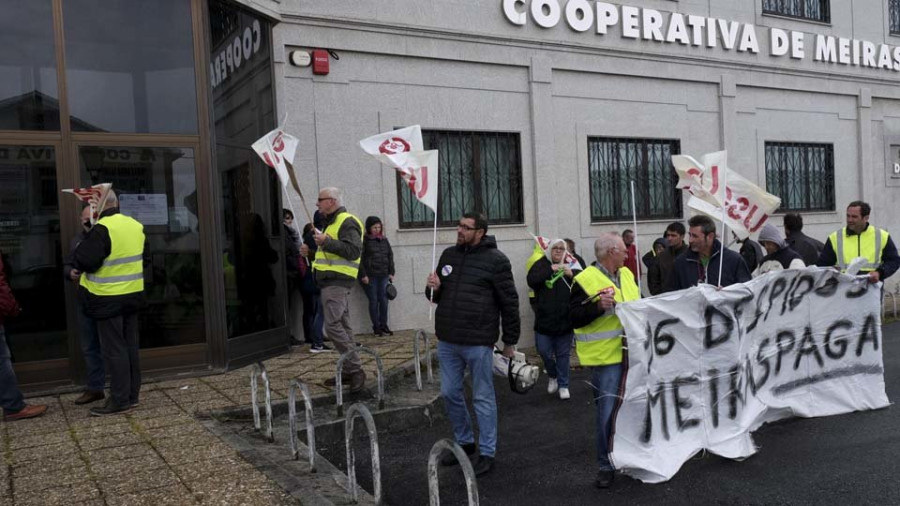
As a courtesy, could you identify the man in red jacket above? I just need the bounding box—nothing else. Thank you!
[0,252,48,421]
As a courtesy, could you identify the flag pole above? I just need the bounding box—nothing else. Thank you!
[630,180,642,296]
[429,211,438,320]
[717,171,728,288]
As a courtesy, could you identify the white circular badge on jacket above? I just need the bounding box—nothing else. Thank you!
[441,265,453,276]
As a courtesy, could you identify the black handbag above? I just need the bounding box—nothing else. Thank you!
[385,281,397,300]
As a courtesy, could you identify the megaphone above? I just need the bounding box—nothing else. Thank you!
[492,348,540,394]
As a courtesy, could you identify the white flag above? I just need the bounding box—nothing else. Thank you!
[61,183,113,225]
[385,149,438,212]
[672,151,781,239]
[359,125,424,166]
[252,128,300,192]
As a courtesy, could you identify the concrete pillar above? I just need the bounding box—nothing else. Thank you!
[858,88,873,202]
[528,56,556,235]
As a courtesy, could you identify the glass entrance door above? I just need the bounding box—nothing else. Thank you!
[0,144,70,387]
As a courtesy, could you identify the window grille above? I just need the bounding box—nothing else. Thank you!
[587,137,682,222]
[762,0,830,23]
[764,142,835,212]
[397,130,523,229]
[891,0,900,34]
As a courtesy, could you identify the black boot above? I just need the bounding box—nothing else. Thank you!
[380,325,394,336]
[440,442,476,466]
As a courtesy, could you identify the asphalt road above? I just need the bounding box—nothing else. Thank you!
[319,321,900,506]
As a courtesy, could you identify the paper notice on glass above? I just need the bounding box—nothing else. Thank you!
[120,194,168,225]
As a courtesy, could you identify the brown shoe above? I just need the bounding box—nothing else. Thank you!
[4,404,48,421]
[323,372,354,387]
[349,371,366,394]
[74,390,105,405]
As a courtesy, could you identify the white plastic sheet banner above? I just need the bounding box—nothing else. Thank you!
[673,150,781,239]
[610,268,889,483]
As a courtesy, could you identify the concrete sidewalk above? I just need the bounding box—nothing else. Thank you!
[1,331,421,506]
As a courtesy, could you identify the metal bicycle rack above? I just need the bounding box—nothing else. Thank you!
[414,328,434,391]
[427,439,479,506]
[335,346,385,417]
[288,378,316,472]
[250,362,274,442]
[344,403,382,505]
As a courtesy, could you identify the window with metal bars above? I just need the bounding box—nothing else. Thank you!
[762,0,830,23]
[764,142,835,212]
[397,130,523,229]
[891,0,900,34]
[587,137,682,222]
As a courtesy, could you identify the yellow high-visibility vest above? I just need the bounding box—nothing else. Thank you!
[313,212,362,278]
[80,214,145,297]
[573,265,639,366]
[829,226,890,273]
[526,243,544,300]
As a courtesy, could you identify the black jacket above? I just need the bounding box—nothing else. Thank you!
[785,230,824,267]
[739,239,765,273]
[668,240,751,291]
[72,208,147,319]
[426,235,520,347]
[63,230,90,281]
[648,242,687,295]
[526,257,573,336]
[359,236,394,279]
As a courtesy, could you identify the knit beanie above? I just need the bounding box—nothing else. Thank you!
[757,223,785,249]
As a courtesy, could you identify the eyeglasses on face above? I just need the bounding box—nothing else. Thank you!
[457,223,478,231]
[317,197,334,202]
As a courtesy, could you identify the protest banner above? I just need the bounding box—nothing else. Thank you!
[610,268,889,483]
[673,151,781,239]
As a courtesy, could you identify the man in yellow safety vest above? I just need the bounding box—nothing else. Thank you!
[816,200,900,283]
[73,190,146,416]
[569,232,639,489]
[301,187,366,392]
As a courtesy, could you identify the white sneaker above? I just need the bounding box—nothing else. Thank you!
[547,378,559,394]
[559,388,570,400]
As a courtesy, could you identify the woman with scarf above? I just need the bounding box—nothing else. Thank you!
[359,216,395,336]
[526,238,574,400]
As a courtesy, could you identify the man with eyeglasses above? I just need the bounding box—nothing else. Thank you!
[569,232,639,489]
[647,221,687,295]
[425,212,520,477]
[301,187,366,392]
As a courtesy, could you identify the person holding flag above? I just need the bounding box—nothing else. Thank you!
[526,238,574,400]
[300,187,366,393]
[568,232,640,489]
[668,215,751,291]
[72,190,147,416]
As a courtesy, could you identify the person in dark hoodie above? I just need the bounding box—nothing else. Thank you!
[526,238,573,400]
[358,216,395,336]
[648,222,688,295]
[754,223,805,276]
[425,212,520,477]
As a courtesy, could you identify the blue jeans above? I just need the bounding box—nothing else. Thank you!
[301,291,324,346]
[592,363,623,471]
[438,341,498,457]
[0,325,25,415]
[362,276,389,331]
[78,304,105,391]
[535,332,572,388]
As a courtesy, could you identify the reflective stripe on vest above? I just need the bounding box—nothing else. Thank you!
[831,226,888,272]
[313,212,362,278]
[525,244,544,300]
[572,266,640,366]
[80,213,145,296]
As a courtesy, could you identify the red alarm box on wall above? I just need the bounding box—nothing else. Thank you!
[312,49,329,75]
